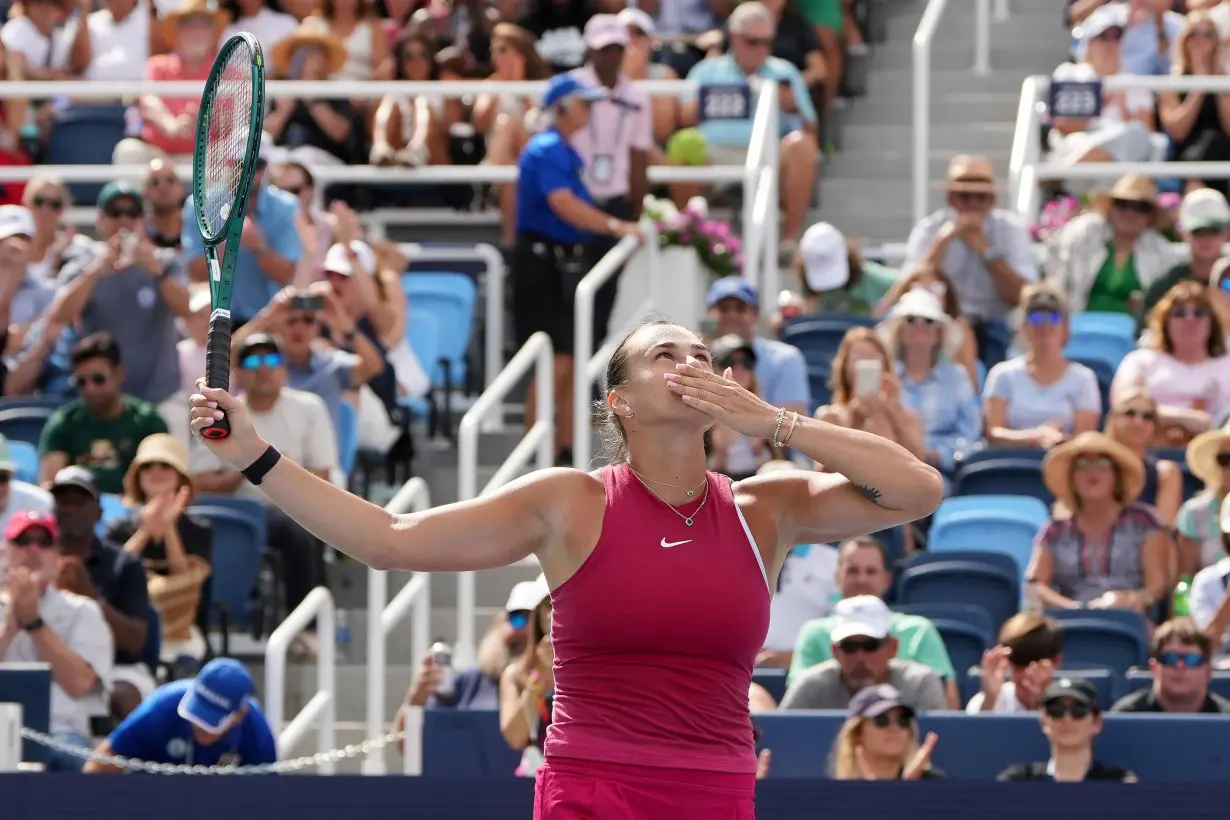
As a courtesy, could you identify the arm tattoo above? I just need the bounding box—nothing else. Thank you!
[855,484,883,506]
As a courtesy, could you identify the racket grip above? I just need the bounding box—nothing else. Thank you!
[203,310,233,440]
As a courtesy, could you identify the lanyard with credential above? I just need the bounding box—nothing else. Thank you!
[587,94,631,187]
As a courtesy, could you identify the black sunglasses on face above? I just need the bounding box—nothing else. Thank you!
[71,372,109,387]
[13,533,54,548]
[1170,306,1209,320]
[838,637,885,654]
[32,196,64,210]
[1216,452,1230,468]
[1044,701,1092,720]
[1112,198,1153,215]
[870,712,912,729]
[1157,651,1206,668]
[105,205,142,219]
[1120,408,1156,422]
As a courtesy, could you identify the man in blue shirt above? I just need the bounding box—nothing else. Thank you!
[181,141,301,325]
[680,1,820,255]
[512,73,640,465]
[84,658,278,772]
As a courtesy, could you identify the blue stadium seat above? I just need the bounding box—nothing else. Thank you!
[930,618,991,686]
[401,272,478,390]
[892,603,994,638]
[407,253,487,282]
[1152,447,1203,500]
[806,365,832,413]
[1069,311,1138,340]
[952,458,1052,505]
[753,667,788,703]
[402,308,440,422]
[869,527,905,571]
[929,495,1049,578]
[0,663,52,765]
[337,400,358,477]
[97,493,131,536]
[1045,607,1150,637]
[781,316,875,369]
[1070,356,1114,422]
[952,446,1046,471]
[188,500,267,633]
[1050,619,1148,675]
[0,406,58,447]
[421,708,521,777]
[0,396,69,412]
[897,551,1019,634]
[7,439,37,484]
[962,666,1122,713]
[47,105,127,205]
[1064,332,1136,371]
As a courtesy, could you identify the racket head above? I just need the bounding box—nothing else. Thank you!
[191,32,266,249]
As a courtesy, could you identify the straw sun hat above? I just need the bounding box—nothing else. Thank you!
[1042,431,1145,511]
[122,433,194,504]
[1092,174,1160,225]
[160,0,229,50]
[1186,421,1230,489]
[877,288,964,360]
[271,24,348,78]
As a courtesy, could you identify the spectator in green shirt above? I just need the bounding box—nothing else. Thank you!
[37,333,169,494]
[1139,187,1230,328]
[793,222,896,317]
[789,536,959,707]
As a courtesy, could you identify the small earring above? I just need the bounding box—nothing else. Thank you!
[623,407,633,418]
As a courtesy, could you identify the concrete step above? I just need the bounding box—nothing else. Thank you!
[838,121,1015,156]
[845,95,1023,127]
[818,177,945,224]
[861,67,1041,98]
[822,149,1012,182]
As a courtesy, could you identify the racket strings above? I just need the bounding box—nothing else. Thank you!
[201,43,255,241]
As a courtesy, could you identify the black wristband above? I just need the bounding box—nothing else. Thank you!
[241,445,282,485]
[21,616,45,633]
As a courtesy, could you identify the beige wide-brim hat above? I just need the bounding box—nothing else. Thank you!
[1092,174,1160,225]
[877,288,964,361]
[123,433,194,504]
[1042,431,1145,510]
[161,0,230,50]
[271,25,348,78]
[1187,421,1230,488]
[944,154,998,195]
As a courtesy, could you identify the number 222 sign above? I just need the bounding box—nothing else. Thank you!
[1049,79,1103,120]
[699,85,752,122]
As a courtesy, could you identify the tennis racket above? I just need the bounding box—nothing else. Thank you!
[192,32,266,440]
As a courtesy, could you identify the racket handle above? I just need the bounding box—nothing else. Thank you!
[203,310,233,440]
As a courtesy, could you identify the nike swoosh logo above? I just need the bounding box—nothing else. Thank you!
[660,538,692,549]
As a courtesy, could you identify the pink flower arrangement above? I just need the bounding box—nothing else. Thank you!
[643,196,743,277]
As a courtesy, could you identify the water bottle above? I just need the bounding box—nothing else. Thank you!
[1174,576,1193,617]
[432,641,455,700]
[335,609,351,662]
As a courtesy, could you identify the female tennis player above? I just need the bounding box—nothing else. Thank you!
[189,319,943,818]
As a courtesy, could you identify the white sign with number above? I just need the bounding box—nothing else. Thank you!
[699,84,752,122]
[1050,78,1103,119]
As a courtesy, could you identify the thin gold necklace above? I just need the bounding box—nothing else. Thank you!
[627,465,708,499]
[630,470,710,527]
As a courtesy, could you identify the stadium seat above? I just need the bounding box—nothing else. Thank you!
[1064,331,1136,371]
[892,603,994,637]
[188,500,269,645]
[951,446,1046,471]
[421,708,520,777]
[929,495,1049,578]
[401,272,478,390]
[869,527,905,571]
[806,365,832,413]
[1045,607,1150,637]
[781,316,876,369]
[0,405,58,447]
[142,604,162,677]
[929,618,992,686]
[402,308,440,423]
[1069,311,1138,340]
[337,400,358,478]
[0,663,52,765]
[0,396,69,412]
[7,439,37,484]
[1124,670,1230,702]
[97,493,130,536]
[1152,447,1203,500]
[47,105,127,205]
[1050,619,1148,676]
[951,458,1052,505]
[753,667,788,703]
[897,551,1019,634]
[963,666,1122,711]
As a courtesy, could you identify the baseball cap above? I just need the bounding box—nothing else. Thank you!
[1076,2,1126,44]
[178,658,255,733]
[323,241,376,277]
[617,7,656,36]
[51,465,100,500]
[706,276,760,309]
[97,181,142,210]
[830,595,893,643]
[0,205,35,241]
[542,74,606,109]
[584,14,630,49]
[5,509,58,543]
[847,683,914,719]
[799,222,850,292]
[1181,188,1230,232]
[1043,676,1100,711]
[505,575,550,612]
[236,332,281,359]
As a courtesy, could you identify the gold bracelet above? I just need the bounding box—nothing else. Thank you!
[778,411,799,449]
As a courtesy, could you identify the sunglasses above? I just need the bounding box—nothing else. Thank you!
[1112,198,1153,215]
[31,196,64,210]
[1026,310,1063,326]
[0,473,11,485]
[904,315,937,326]
[1073,455,1114,469]
[105,205,143,219]
[837,637,885,654]
[1157,651,1206,668]
[240,352,282,370]
[1191,227,1223,238]
[740,35,773,48]
[71,372,109,387]
[1216,452,1230,468]
[286,314,317,326]
[1220,278,1230,294]
[1044,700,1092,720]
[1170,306,1209,320]
[507,610,530,630]
[13,532,54,548]
[1120,408,1156,422]
[145,175,178,188]
[870,711,912,729]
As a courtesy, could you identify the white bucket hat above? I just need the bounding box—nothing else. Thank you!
[877,288,963,360]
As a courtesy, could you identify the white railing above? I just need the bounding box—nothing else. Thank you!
[455,331,555,664]
[913,0,996,223]
[1011,74,1230,223]
[392,242,506,428]
[572,223,661,470]
[740,82,781,299]
[363,476,432,776]
[264,586,336,773]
